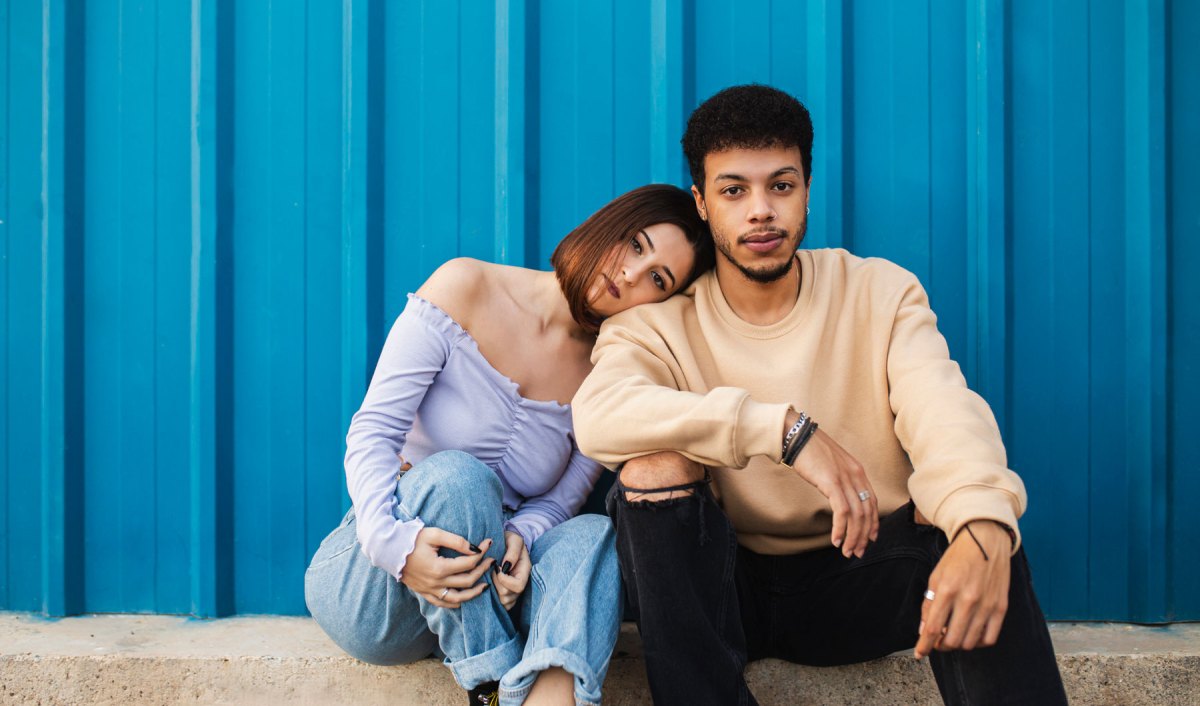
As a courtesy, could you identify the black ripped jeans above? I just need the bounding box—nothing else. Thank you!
[606,474,1067,706]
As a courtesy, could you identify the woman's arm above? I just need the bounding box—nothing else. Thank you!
[344,297,451,579]
[504,442,604,548]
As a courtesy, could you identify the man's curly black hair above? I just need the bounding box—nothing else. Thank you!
[682,84,814,193]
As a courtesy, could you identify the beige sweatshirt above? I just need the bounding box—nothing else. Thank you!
[573,248,1026,555]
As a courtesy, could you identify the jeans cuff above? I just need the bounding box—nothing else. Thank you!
[498,648,603,706]
[448,633,523,690]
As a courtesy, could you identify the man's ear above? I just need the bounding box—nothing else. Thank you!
[690,184,707,221]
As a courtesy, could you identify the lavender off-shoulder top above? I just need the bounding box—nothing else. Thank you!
[344,294,604,580]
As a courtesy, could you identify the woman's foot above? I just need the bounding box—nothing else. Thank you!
[467,680,499,705]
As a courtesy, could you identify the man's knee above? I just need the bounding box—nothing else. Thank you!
[619,451,705,502]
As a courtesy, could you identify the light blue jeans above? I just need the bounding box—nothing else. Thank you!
[305,450,621,706]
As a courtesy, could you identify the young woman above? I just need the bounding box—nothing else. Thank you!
[305,184,713,706]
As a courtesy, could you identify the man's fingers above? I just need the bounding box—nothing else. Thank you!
[960,608,991,651]
[915,587,951,658]
[828,489,849,550]
[938,598,975,651]
[982,607,1006,647]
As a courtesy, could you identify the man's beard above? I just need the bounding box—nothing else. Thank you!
[713,220,806,284]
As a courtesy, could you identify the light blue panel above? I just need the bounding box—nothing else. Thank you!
[617,0,655,189]
[188,0,235,618]
[926,2,968,365]
[494,0,531,267]
[82,0,158,612]
[382,0,455,316]
[850,0,932,281]
[230,0,315,615]
[340,0,381,435]
[800,0,841,251]
[538,0,616,268]
[152,0,195,615]
[458,2,498,263]
[1169,0,1200,621]
[1008,0,1092,618]
[1085,0,1130,619]
[302,0,350,583]
[1121,0,1169,623]
[1089,0,1132,619]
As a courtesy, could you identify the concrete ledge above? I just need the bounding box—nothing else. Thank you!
[1,614,1197,705]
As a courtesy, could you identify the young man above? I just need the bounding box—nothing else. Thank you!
[572,85,1067,705]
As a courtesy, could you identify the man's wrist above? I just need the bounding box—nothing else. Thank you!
[958,519,1015,554]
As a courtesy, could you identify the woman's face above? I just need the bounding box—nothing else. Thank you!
[586,222,696,319]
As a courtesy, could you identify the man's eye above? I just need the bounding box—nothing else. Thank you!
[652,272,666,291]
[723,186,743,196]
[630,235,643,254]
[772,182,794,191]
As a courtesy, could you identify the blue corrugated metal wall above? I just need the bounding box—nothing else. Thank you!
[1,0,1195,621]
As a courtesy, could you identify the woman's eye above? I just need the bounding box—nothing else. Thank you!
[652,272,666,291]
[630,235,643,254]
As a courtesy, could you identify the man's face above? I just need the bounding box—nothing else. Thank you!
[691,145,810,284]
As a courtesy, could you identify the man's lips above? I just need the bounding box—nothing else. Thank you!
[741,231,786,253]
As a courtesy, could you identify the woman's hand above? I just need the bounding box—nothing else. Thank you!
[401,528,494,609]
[492,531,532,611]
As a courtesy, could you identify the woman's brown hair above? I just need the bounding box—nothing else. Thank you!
[552,184,714,334]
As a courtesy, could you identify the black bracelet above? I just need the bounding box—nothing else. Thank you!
[783,419,818,466]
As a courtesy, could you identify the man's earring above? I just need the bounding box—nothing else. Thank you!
[806,206,810,215]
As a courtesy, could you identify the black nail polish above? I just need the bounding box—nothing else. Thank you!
[501,561,512,575]
[469,543,481,554]
[492,564,499,573]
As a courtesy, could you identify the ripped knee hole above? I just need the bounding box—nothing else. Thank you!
[622,488,697,503]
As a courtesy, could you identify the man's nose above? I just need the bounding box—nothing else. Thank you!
[748,191,775,222]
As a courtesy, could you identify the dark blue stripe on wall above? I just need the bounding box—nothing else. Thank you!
[40,0,86,618]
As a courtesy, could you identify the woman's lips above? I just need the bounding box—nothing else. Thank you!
[606,276,621,299]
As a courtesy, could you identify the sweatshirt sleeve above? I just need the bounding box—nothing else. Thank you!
[886,274,1027,552]
[572,311,790,469]
[343,299,449,579]
[504,441,604,549]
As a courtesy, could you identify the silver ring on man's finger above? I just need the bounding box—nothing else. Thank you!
[440,587,450,600]
[858,490,871,502]
[924,589,936,601]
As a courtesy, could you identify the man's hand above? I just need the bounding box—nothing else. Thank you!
[401,528,494,609]
[914,520,1012,658]
[492,531,532,611]
[785,411,879,558]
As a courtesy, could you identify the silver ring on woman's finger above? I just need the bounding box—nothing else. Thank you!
[440,587,450,600]
[924,589,936,601]
[858,490,871,502]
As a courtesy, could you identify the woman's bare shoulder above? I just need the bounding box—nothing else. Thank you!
[416,258,528,327]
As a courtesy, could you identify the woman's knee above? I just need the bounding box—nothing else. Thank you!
[405,450,500,496]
